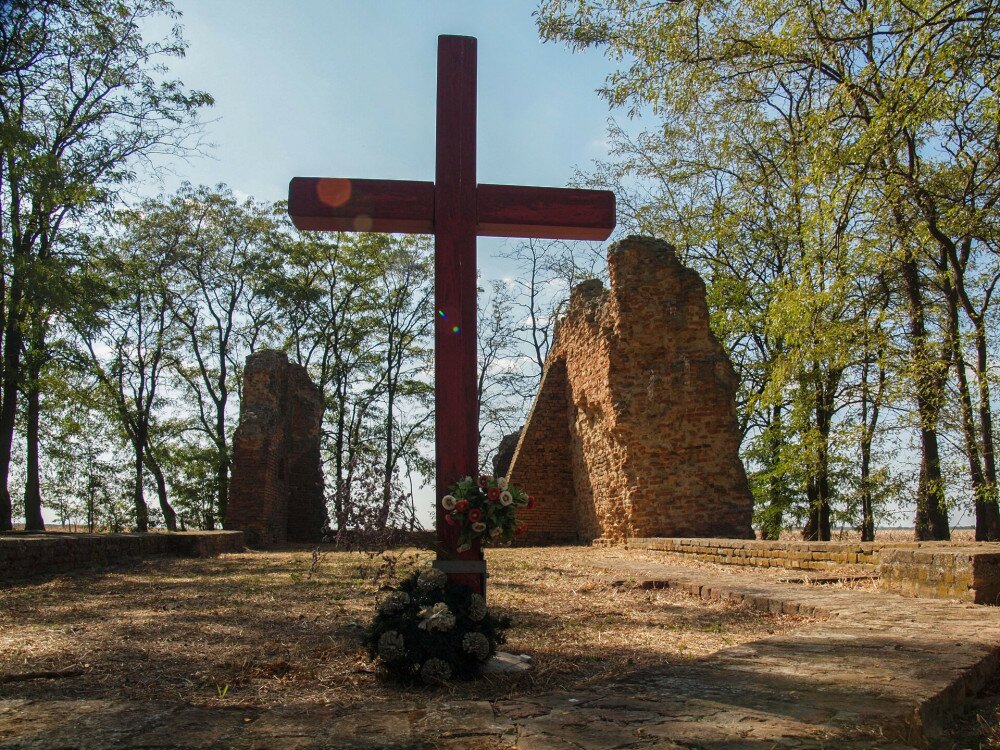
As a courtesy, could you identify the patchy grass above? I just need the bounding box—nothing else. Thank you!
[0,545,805,710]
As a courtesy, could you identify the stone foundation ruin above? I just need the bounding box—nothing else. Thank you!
[225,350,326,546]
[508,236,754,543]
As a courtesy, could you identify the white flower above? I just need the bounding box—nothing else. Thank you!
[499,490,513,506]
[462,631,491,661]
[378,590,410,615]
[377,630,406,661]
[420,657,452,683]
[467,593,487,621]
[417,567,448,592]
[472,521,487,533]
[441,494,457,510]
[497,477,508,490]
[418,602,456,632]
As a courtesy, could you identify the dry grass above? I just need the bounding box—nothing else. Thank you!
[777,527,977,543]
[0,545,804,710]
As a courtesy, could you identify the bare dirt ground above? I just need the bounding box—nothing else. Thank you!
[0,546,805,712]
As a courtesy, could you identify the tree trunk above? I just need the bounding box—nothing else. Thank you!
[334,393,347,531]
[759,405,784,541]
[213,406,228,529]
[133,438,149,532]
[144,449,176,532]
[0,277,24,531]
[973,323,1000,539]
[901,254,949,540]
[859,359,881,543]
[803,369,835,541]
[380,349,396,531]
[944,283,994,539]
[0,163,9,533]
[943,278,995,541]
[87,470,96,534]
[22,368,44,531]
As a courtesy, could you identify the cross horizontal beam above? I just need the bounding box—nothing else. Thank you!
[288,176,616,241]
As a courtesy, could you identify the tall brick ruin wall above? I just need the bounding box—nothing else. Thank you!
[509,236,754,543]
[507,360,578,544]
[225,350,326,546]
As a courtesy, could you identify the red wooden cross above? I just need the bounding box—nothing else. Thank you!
[288,35,615,593]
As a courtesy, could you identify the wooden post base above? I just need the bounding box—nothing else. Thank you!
[432,558,488,597]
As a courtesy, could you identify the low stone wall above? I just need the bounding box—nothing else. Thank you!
[623,537,1000,604]
[620,537,881,570]
[880,547,1000,605]
[0,531,245,581]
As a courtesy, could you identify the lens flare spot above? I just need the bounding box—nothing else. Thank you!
[317,178,352,207]
[438,310,446,318]
[452,326,460,334]
[353,214,373,232]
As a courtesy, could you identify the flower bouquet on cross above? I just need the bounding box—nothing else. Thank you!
[441,474,534,551]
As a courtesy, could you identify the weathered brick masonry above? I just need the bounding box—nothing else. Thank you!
[627,537,1000,604]
[509,236,754,543]
[226,350,326,546]
[0,531,244,581]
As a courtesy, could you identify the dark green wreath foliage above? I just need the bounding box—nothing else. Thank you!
[365,569,511,682]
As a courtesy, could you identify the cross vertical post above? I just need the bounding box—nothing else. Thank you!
[433,36,484,591]
[287,33,615,600]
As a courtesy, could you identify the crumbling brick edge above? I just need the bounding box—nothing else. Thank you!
[0,530,245,582]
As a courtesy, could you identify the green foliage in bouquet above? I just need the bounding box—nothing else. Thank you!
[365,567,511,682]
[442,474,533,551]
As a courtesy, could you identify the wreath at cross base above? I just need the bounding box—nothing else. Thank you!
[365,567,510,682]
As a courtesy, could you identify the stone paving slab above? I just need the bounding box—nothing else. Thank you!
[3,553,999,749]
[584,555,1000,746]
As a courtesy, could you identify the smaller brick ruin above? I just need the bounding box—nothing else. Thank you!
[225,350,326,546]
[508,236,754,543]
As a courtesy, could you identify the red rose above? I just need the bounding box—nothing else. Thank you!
[468,508,483,522]
[477,475,490,489]
[444,513,456,526]
[516,522,527,535]
[455,499,469,512]
[487,487,501,502]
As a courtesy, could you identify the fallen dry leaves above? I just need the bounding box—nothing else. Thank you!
[0,545,805,711]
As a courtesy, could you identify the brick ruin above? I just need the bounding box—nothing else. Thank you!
[225,350,326,546]
[508,236,754,543]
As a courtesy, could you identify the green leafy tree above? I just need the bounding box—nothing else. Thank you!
[272,228,433,533]
[166,185,280,528]
[537,0,1000,539]
[76,207,185,531]
[0,0,211,530]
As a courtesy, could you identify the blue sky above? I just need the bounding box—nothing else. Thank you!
[138,1,627,528]
[153,0,622,276]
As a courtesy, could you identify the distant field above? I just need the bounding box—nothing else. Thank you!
[8,524,983,543]
[778,527,977,543]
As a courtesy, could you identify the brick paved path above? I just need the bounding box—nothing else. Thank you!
[497,554,1000,749]
[3,553,999,749]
